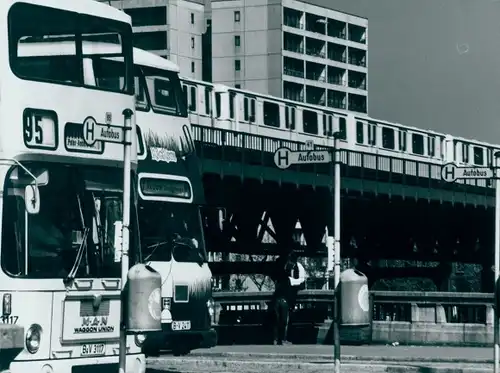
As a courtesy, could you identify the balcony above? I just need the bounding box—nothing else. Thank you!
[284,7,304,29]
[283,67,305,79]
[305,37,326,59]
[284,32,304,54]
[283,56,305,79]
[327,66,346,86]
[348,47,367,67]
[327,19,346,39]
[305,13,326,35]
[348,23,367,44]
[328,43,346,63]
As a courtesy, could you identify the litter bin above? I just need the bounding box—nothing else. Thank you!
[339,269,371,344]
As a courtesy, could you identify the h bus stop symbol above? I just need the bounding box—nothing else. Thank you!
[441,163,457,182]
[274,147,291,169]
[83,116,97,146]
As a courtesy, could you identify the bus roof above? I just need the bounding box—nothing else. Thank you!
[133,48,180,73]
[1,0,131,24]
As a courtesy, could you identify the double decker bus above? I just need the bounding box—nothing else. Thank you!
[0,1,145,372]
[132,49,217,356]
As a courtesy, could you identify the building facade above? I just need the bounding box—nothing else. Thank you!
[106,0,206,80]
[211,0,368,113]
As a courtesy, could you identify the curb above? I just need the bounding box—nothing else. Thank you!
[147,357,492,373]
[184,351,494,364]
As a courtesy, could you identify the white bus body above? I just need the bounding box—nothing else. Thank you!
[0,1,145,372]
[132,49,216,356]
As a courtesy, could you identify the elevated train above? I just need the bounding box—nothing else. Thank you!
[180,77,497,182]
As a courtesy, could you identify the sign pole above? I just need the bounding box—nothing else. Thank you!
[441,161,499,373]
[495,152,500,373]
[119,109,133,373]
[332,133,341,373]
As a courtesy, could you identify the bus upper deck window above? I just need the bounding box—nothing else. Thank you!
[8,2,133,94]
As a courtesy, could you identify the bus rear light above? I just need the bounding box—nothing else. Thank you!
[26,324,42,354]
[2,293,11,316]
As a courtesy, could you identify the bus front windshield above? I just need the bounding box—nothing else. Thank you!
[1,163,140,279]
[139,202,206,264]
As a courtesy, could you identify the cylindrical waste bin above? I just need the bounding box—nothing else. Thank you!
[339,269,371,345]
[126,263,162,333]
[339,269,370,326]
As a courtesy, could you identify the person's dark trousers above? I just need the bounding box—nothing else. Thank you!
[272,297,289,344]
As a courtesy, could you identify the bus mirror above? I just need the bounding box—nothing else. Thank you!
[35,169,49,186]
[24,185,40,215]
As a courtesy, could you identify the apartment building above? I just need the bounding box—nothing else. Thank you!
[106,0,206,80]
[210,0,368,113]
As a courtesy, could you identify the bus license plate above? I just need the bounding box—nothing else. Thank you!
[172,321,191,331]
[81,343,105,357]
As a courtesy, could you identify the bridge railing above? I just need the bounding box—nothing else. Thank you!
[192,124,493,192]
[213,290,493,325]
[213,290,495,345]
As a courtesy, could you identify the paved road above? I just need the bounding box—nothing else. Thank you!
[185,344,496,363]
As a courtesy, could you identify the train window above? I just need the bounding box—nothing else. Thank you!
[322,114,328,136]
[303,110,318,134]
[229,92,235,119]
[250,99,256,122]
[263,101,280,128]
[338,117,347,140]
[356,121,364,144]
[428,136,435,157]
[215,92,221,117]
[243,97,249,121]
[368,123,376,145]
[473,146,484,165]
[204,87,211,115]
[382,127,394,149]
[412,134,424,155]
[462,143,469,163]
[286,107,296,129]
[399,130,407,151]
[189,86,196,112]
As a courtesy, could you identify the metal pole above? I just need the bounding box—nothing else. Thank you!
[333,134,341,373]
[119,109,133,373]
[495,152,500,373]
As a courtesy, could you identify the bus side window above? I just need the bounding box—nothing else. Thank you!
[182,85,188,109]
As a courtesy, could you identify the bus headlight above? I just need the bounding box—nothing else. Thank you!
[134,334,146,347]
[26,323,42,354]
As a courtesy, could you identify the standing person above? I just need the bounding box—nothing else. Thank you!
[269,252,305,345]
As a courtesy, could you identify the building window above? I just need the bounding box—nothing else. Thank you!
[191,61,195,73]
[235,84,241,88]
[191,37,195,48]
[234,11,240,22]
[191,12,194,24]
[235,35,240,47]
[235,60,241,71]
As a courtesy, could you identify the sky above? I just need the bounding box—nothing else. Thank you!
[305,0,500,143]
